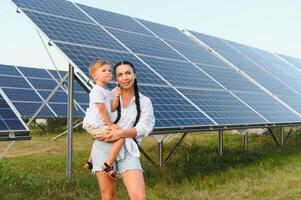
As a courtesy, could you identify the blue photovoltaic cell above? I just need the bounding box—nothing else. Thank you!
[197,64,263,93]
[73,92,89,104]
[226,40,301,81]
[277,54,301,70]
[2,88,43,102]
[179,89,267,125]
[23,10,126,51]
[0,64,22,76]
[0,75,31,89]
[188,31,265,73]
[278,94,301,114]
[49,103,84,117]
[38,89,87,115]
[12,0,91,23]
[77,4,151,36]
[18,66,53,79]
[107,28,184,60]
[13,102,54,117]
[241,71,294,96]
[39,90,67,103]
[190,31,299,96]
[47,70,67,80]
[27,78,59,90]
[137,19,195,44]
[55,42,167,85]
[234,46,301,96]
[166,40,228,66]
[138,86,214,128]
[234,91,301,123]
[0,94,28,132]
[63,81,87,92]
[140,56,223,90]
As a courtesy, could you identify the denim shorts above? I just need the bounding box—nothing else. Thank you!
[91,140,142,174]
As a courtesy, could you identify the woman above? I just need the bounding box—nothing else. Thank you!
[91,61,155,200]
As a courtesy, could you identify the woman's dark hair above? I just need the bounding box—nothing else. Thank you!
[113,61,141,127]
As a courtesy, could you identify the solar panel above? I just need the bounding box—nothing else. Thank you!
[107,28,184,60]
[139,56,223,89]
[189,32,296,95]
[22,10,126,51]
[0,64,87,118]
[0,90,30,141]
[12,0,92,22]
[224,40,301,95]
[139,86,215,128]
[11,0,301,131]
[77,4,152,35]
[188,31,301,121]
[234,91,300,123]
[277,54,301,71]
[137,19,195,44]
[0,65,54,117]
[17,66,86,118]
[179,89,267,125]
[54,43,166,85]
[196,64,263,93]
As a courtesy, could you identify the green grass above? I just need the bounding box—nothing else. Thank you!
[1,128,301,199]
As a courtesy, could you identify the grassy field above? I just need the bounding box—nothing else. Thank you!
[1,127,301,200]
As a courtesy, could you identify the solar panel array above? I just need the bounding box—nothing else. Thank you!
[0,64,87,118]
[0,89,29,140]
[10,0,301,131]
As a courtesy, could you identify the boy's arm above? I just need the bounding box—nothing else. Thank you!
[96,103,113,126]
[111,97,119,112]
[111,85,121,112]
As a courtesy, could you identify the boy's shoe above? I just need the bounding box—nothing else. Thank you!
[101,162,119,180]
[84,161,93,170]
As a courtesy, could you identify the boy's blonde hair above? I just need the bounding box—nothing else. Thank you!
[89,60,111,80]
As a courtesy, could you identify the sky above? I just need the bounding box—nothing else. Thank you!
[0,0,300,71]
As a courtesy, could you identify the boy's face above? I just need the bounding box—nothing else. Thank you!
[92,64,112,83]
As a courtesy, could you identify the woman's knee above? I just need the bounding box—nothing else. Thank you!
[129,191,146,200]
[101,190,116,200]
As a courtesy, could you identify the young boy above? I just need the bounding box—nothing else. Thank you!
[83,60,123,179]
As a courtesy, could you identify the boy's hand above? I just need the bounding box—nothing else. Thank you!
[113,82,121,98]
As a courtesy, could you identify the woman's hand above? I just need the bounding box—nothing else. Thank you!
[102,128,123,142]
[92,134,106,141]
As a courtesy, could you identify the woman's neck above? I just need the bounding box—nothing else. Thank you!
[121,88,134,97]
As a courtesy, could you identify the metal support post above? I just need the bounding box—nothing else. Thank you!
[284,128,293,145]
[280,127,284,147]
[218,130,223,156]
[243,132,248,151]
[157,141,163,167]
[67,64,74,178]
